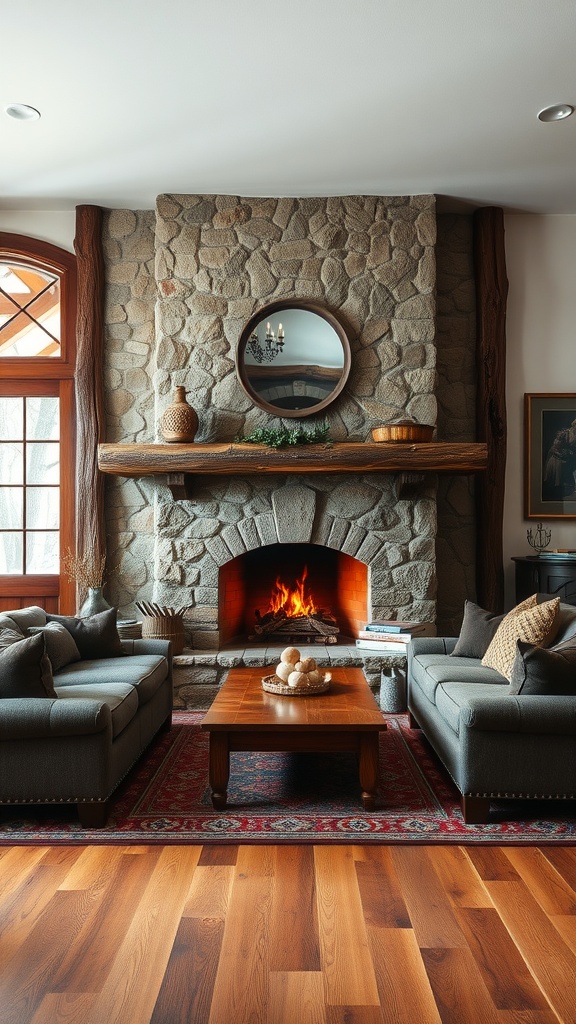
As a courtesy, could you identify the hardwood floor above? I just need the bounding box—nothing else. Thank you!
[1,843,576,1023]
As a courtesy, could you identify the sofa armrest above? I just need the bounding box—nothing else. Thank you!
[460,694,576,735]
[0,697,112,741]
[407,637,457,687]
[121,638,172,659]
[409,637,458,656]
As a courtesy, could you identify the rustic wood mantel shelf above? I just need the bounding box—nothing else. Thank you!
[98,441,488,500]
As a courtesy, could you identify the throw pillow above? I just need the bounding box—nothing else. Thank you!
[28,622,81,673]
[451,600,505,659]
[510,636,576,695]
[0,632,57,699]
[47,606,124,660]
[0,625,25,650]
[482,595,561,680]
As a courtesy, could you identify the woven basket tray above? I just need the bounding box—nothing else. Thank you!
[261,673,331,697]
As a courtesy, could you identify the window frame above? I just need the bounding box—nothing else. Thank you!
[0,234,77,612]
[0,233,77,377]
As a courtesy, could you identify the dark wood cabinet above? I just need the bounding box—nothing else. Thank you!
[512,555,576,605]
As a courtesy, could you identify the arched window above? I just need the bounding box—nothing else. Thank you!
[0,234,76,613]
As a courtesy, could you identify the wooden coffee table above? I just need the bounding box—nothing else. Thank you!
[201,665,386,810]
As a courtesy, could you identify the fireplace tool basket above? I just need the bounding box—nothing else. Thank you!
[136,602,187,654]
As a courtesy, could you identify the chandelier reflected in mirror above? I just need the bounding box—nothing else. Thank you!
[247,320,285,363]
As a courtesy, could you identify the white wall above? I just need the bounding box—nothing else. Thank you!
[504,213,576,606]
[0,210,75,252]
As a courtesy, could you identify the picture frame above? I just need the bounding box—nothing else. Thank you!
[524,393,576,518]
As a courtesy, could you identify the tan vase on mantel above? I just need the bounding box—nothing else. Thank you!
[160,386,198,443]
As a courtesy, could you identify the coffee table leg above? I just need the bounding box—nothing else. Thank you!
[359,734,379,810]
[209,732,230,810]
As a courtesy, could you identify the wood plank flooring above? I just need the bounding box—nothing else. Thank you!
[1,843,576,1023]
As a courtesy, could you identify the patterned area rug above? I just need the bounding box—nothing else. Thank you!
[1,712,575,844]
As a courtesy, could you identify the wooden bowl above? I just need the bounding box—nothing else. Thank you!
[371,422,434,443]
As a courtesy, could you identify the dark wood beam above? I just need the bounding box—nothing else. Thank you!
[474,207,508,612]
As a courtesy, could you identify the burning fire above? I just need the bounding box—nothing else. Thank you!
[268,565,317,618]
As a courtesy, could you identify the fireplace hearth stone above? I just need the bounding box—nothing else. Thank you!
[172,643,406,710]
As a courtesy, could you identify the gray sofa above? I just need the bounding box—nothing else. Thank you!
[407,601,576,823]
[0,605,173,826]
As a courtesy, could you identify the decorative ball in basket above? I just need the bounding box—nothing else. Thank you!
[136,602,187,654]
[262,647,331,696]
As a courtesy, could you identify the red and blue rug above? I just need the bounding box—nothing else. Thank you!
[1,712,575,844]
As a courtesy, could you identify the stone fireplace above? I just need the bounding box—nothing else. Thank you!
[100,192,479,704]
[220,542,367,647]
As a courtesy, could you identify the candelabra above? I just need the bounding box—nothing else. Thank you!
[248,321,285,363]
[527,521,551,555]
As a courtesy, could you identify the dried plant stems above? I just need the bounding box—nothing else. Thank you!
[62,548,107,589]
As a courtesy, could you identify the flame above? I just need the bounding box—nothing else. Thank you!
[268,565,317,618]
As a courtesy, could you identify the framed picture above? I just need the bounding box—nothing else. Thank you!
[525,393,576,518]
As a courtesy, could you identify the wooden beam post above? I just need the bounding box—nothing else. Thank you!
[473,207,508,612]
[74,205,106,597]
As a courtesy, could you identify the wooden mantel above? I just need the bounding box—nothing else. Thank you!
[98,441,488,499]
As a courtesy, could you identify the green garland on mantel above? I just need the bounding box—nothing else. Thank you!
[234,423,332,450]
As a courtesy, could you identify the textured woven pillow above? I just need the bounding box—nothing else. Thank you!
[0,632,57,699]
[509,636,576,695]
[28,622,81,673]
[47,607,124,660]
[482,595,560,680]
[451,600,505,659]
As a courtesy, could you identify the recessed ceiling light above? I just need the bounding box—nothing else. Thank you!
[4,103,41,121]
[537,103,574,122]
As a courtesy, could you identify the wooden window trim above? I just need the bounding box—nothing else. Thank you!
[0,232,78,613]
[0,232,77,378]
[0,378,76,611]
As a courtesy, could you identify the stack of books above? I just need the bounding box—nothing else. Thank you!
[355,620,435,652]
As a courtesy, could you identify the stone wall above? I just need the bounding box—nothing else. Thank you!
[103,194,441,647]
[154,194,436,442]
[102,210,158,609]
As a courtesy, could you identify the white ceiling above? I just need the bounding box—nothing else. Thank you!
[1,0,575,214]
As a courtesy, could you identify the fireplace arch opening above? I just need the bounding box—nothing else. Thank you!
[219,543,368,646]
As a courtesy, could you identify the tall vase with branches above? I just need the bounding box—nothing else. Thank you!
[62,549,113,618]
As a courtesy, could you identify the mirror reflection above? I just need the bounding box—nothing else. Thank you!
[236,301,351,418]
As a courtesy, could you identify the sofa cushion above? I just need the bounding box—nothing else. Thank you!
[410,652,506,705]
[509,637,576,696]
[482,595,560,679]
[0,606,47,632]
[54,654,168,706]
[28,622,81,672]
[0,625,25,649]
[0,632,57,699]
[47,607,124,659]
[435,682,510,736]
[451,600,505,658]
[55,683,139,738]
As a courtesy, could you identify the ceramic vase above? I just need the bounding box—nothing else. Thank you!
[78,586,112,618]
[160,386,198,443]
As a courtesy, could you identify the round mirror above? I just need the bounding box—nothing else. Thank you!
[236,300,351,418]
